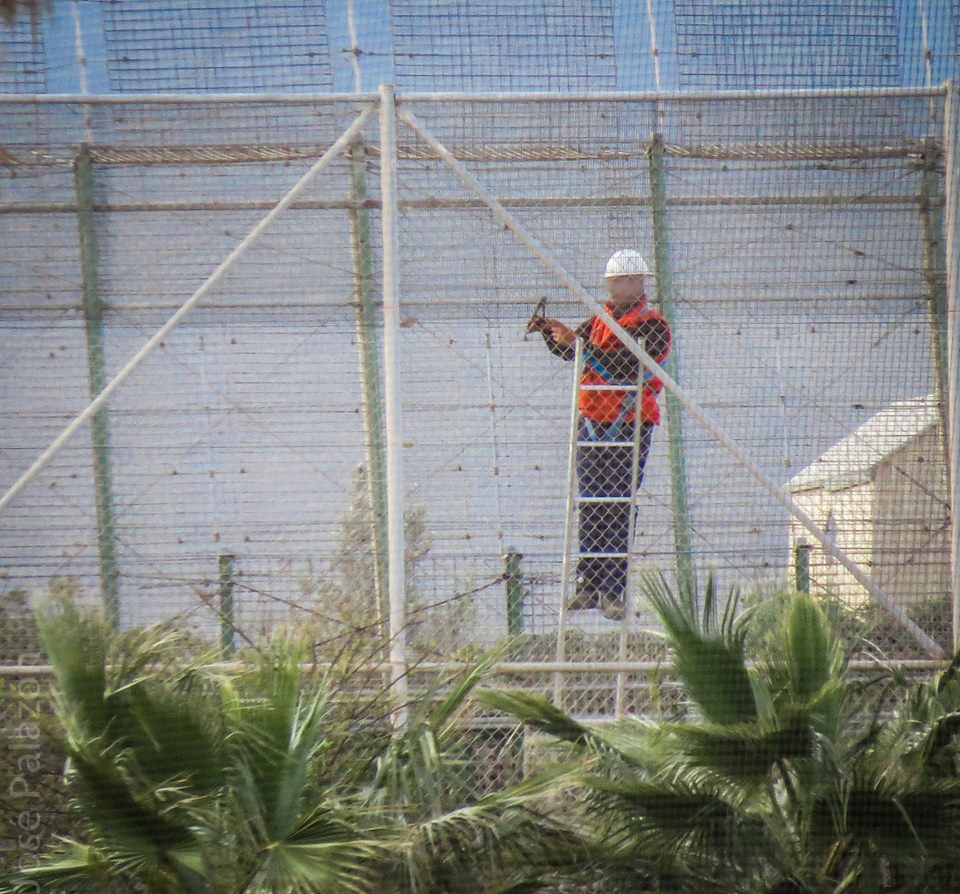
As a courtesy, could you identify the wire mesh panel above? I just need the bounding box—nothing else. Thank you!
[0,14,47,93]
[390,0,618,91]
[672,1,904,89]
[394,90,953,663]
[99,0,334,93]
[0,86,958,894]
[0,88,956,674]
[5,0,960,100]
[0,98,382,648]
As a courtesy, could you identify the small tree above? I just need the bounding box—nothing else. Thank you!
[297,466,477,663]
[484,575,960,893]
[0,601,578,894]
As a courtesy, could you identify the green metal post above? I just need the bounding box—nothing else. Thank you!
[648,133,696,596]
[348,139,390,644]
[218,554,236,655]
[794,543,812,594]
[504,549,524,638]
[919,136,951,468]
[74,145,121,628]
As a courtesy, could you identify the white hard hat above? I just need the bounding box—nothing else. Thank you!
[605,249,654,279]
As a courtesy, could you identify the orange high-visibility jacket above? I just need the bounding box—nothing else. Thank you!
[577,301,671,425]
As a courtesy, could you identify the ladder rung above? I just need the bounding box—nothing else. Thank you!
[576,440,635,447]
[577,551,629,558]
[576,496,634,503]
[579,383,638,392]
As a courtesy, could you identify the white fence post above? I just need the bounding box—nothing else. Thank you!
[378,84,409,728]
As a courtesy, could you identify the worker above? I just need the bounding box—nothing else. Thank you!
[526,249,671,620]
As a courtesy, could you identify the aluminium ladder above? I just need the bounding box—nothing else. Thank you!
[553,339,647,715]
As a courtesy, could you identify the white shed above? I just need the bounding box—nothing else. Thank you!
[786,396,949,607]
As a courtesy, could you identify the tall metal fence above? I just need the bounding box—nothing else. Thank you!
[1,86,958,702]
[4,1,959,96]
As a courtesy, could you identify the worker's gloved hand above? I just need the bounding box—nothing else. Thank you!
[539,319,576,347]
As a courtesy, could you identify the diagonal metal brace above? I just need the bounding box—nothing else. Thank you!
[0,105,376,517]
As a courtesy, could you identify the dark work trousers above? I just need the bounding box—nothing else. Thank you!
[576,418,654,601]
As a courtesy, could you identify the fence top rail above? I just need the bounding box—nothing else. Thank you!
[0,85,949,105]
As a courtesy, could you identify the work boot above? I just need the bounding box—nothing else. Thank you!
[600,594,625,621]
[567,582,600,611]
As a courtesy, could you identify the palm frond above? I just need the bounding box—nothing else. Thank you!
[659,714,814,781]
[251,838,381,894]
[39,600,226,795]
[933,646,960,696]
[812,781,960,862]
[397,774,586,894]
[761,595,847,740]
[641,571,756,726]
[583,774,767,885]
[478,690,604,752]
[889,648,960,776]
[36,601,112,743]
[375,660,567,864]
[228,648,333,843]
[485,877,559,894]
[0,840,112,894]
[583,717,664,769]
[65,751,201,866]
[368,723,456,819]
[367,650,508,821]
[428,646,506,737]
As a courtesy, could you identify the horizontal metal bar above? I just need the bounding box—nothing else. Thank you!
[0,290,926,314]
[399,86,949,102]
[0,194,926,215]
[0,85,947,107]
[575,551,629,558]
[0,200,366,214]
[576,441,636,447]
[0,658,947,677]
[410,194,926,209]
[576,496,634,503]
[0,92,379,104]
[0,302,351,313]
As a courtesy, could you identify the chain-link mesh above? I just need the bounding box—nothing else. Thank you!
[0,3,959,885]
[0,89,955,664]
[391,91,953,665]
[0,99,377,645]
[0,91,958,860]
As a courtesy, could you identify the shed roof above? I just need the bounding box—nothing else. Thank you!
[787,395,939,492]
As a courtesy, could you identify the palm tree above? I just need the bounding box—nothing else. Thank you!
[483,574,960,893]
[1,601,579,894]
[363,653,585,894]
